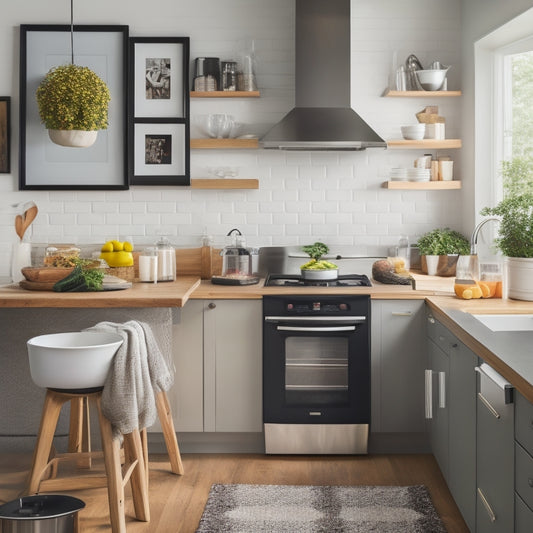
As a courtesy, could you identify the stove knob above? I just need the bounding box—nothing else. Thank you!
[287,303,294,310]
[339,303,347,311]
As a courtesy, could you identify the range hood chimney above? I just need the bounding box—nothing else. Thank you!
[261,0,386,151]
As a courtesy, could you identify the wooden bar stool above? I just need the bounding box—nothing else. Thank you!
[26,331,151,533]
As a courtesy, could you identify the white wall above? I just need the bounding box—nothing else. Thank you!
[0,0,464,279]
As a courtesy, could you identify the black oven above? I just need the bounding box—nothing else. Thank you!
[263,294,370,454]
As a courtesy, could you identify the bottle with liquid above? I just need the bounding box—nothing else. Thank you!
[397,235,410,272]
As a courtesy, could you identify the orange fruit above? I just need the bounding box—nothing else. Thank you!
[477,282,491,298]
[462,289,473,300]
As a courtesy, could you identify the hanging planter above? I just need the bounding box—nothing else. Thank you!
[36,64,110,148]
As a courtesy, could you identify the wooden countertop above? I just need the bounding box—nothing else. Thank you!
[0,276,201,308]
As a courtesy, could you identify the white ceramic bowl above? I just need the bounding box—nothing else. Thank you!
[301,268,339,280]
[415,69,448,91]
[27,331,123,389]
[401,124,426,140]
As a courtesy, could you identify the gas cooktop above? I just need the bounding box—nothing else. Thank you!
[265,273,372,287]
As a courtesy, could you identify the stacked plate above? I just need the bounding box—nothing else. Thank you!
[390,168,408,181]
[407,168,431,182]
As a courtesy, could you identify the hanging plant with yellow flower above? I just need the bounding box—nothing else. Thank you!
[36,64,111,131]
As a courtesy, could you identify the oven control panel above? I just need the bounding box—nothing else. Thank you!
[286,301,350,313]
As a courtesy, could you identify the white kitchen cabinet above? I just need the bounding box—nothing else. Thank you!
[167,299,262,434]
[371,300,426,439]
[203,299,263,432]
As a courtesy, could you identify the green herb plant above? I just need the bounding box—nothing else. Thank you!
[481,194,533,257]
[36,64,111,131]
[301,242,338,270]
[417,228,470,256]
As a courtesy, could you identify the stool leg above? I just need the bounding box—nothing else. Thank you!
[155,390,184,475]
[96,396,126,533]
[69,396,92,468]
[27,390,67,494]
[140,428,149,483]
[124,429,150,522]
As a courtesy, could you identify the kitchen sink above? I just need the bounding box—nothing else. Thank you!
[471,314,533,332]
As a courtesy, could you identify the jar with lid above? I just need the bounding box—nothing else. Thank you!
[220,229,252,277]
[221,61,237,91]
[155,237,176,282]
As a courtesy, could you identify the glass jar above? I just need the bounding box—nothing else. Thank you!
[139,247,158,283]
[155,237,176,282]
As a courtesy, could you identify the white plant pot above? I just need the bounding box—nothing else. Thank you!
[48,129,98,148]
[506,257,533,301]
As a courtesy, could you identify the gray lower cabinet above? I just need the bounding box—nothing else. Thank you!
[514,392,533,531]
[170,299,262,433]
[425,310,477,532]
[476,363,514,533]
[371,300,426,438]
[448,340,477,533]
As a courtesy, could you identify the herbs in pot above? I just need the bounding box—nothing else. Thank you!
[301,242,338,270]
[416,228,470,256]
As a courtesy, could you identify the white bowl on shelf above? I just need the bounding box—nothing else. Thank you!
[415,69,448,91]
[401,124,426,140]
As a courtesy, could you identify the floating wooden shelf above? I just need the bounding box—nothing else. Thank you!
[190,138,259,149]
[190,91,260,98]
[387,139,462,149]
[382,180,462,190]
[190,179,259,190]
[383,89,462,97]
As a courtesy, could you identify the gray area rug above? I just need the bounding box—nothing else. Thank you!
[196,484,446,532]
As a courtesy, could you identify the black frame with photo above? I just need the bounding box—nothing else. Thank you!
[0,97,10,174]
[19,24,129,190]
[129,37,190,186]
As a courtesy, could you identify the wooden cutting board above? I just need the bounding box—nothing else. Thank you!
[19,276,132,292]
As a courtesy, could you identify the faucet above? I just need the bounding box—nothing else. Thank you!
[470,217,500,255]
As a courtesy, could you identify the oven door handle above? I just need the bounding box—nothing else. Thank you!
[276,325,356,332]
[265,316,366,323]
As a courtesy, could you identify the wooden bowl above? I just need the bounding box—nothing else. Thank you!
[21,267,74,283]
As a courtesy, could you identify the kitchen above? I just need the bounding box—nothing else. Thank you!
[1,0,533,532]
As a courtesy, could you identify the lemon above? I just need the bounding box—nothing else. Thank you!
[123,241,134,252]
[111,240,124,251]
[101,242,113,253]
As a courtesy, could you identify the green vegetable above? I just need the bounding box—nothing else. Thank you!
[302,242,329,261]
[53,264,105,292]
[416,228,470,256]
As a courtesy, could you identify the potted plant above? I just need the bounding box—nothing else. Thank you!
[481,193,533,300]
[417,228,470,277]
[36,64,111,148]
[300,242,338,280]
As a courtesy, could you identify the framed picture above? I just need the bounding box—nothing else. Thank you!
[129,37,190,186]
[19,25,129,190]
[0,97,10,173]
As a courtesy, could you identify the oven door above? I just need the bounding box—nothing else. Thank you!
[263,314,370,425]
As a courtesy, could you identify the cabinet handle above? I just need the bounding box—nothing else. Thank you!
[208,302,216,309]
[478,392,501,419]
[438,371,446,409]
[477,487,496,522]
[451,343,458,348]
[391,312,413,317]
[427,315,435,324]
[425,369,433,419]
[528,478,533,488]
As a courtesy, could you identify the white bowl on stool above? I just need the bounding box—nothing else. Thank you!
[27,332,123,390]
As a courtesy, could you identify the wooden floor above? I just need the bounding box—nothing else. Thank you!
[0,452,469,532]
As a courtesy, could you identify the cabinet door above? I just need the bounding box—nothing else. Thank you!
[448,340,477,533]
[427,338,449,480]
[371,300,426,433]
[169,300,204,432]
[476,365,514,533]
[204,300,262,432]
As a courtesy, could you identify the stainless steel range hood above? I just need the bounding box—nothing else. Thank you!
[261,0,386,151]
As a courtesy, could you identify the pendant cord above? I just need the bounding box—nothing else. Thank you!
[70,0,74,64]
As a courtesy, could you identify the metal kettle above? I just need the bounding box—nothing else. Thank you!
[220,228,253,277]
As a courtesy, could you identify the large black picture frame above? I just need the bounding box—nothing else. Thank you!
[129,37,190,186]
[19,24,129,190]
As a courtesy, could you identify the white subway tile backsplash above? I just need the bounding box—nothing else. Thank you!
[0,0,464,278]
